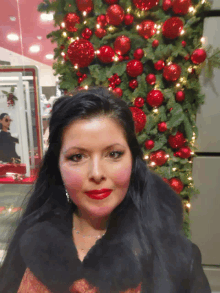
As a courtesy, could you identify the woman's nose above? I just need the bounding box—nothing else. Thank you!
[89,158,106,182]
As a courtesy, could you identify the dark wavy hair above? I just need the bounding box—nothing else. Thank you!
[0,87,190,292]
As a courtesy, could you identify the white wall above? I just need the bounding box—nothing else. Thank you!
[0,47,57,87]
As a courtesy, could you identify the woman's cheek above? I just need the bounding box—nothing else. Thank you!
[112,164,132,187]
[61,166,84,190]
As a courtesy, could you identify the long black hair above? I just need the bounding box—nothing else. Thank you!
[0,87,190,291]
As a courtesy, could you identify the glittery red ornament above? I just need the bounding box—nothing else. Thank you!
[67,39,94,68]
[124,14,134,25]
[134,48,144,60]
[76,71,82,77]
[104,0,118,4]
[95,28,107,38]
[146,89,164,107]
[178,146,192,158]
[172,0,191,15]
[163,177,169,184]
[146,73,156,85]
[162,0,173,11]
[174,151,181,157]
[114,35,131,55]
[191,48,207,64]
[97,45,115,63]
[129,79,138,90]
[154,60,165,71]
[145,139,154,150]
[113,87,123,97]
[181,40,187,47]
[118,55,124,62]
[134,97,145,107]
[106,5,124,26]
[133,0,159,11]
[184,54,190,60]
[129,107,147,133]
[126,60,143,77]
[82,28,93,39]
[162,17,184,39]
[168,131,185,149]
[124,56,130,60]
[152,39,159,48]
[97,15,107,27]
[64,13,80,32]
[78,77,84,83]
[138,20,156,39]
[163,63,181,82]
[76,0,93,13]
[158,122,167,132]
[150,150,168,166]
[169,178,184,194]
[175,91,185,102]
[60,45,65,50]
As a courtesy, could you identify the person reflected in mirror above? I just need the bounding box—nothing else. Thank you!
[0,113,20,163]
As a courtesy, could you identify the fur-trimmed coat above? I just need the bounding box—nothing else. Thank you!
[16,175,211,293]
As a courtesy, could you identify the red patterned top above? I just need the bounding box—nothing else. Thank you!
[17,268,142,293]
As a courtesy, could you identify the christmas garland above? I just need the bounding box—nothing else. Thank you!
[38,0,220,238]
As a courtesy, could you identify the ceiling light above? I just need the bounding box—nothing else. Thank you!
[37,36,42,40]
[29,45,40,53]
[9,16,16,21]
[45,54,53,60]
[7,33,19,41]
[40,13,54,22]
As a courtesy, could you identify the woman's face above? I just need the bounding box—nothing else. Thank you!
[59,116,133,218]
[0,115,11,131]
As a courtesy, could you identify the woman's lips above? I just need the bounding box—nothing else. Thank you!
[85,190,112,200]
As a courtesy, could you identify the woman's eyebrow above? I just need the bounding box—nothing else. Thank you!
[63,143,126,154]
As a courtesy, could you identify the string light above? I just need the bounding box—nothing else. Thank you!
[172,168,177,171]
[150,162,156,167]
[74,64,78,69]
[127,7,131,13]
[114,56,119,62]
[176,83,181,88]
[201,0,206,4]
[188,177,193,180]
[82,11,87,16]
[76,37,79,40]
[185,202,191,209]
[84,85,89,90]
[189,6,196,14]
[189,160,193,164]
[136,25,140,30]
[96,24,101,29]
[108,26,115,32]
[165,154,170,159]
[153,108,159,114]
[61,22,65,28]
[191,151,195,155]
[62,32,67,37]
[61,52,65,56]
[144,155,149,160]
[167,62,172,66]
[156,30,160,35]
[188,66,193,73]
[200,37,205,44]
[70,38,75,42]
[95,50,100,55]
[180,29,185,35]
[84,21,87,24]
[157,24,161,29]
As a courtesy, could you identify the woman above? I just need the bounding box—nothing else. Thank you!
[0,87,211,293]
[0,113,20,163]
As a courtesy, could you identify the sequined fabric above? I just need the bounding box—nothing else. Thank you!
[18,268,142,293]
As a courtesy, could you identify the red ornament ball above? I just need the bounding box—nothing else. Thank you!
[178,146,192,159]
[158,122,167,132]
[162,17,184,39]
[172,0,192,15]
[104,0,118,4]
[133,0,159,11]
[138,20,156,39]
[113,87,123,97]
[146,89,164,107]
[184,54,190,60]
[60,45,65,50]
[145,139,154,150]
[154,60,165,71]
[129,79,138,90]
[150,150,168,166]
[124,14,134,25]
[175,91,185,102]
[67,39,94,68]
[106,5,124,26]
[168,131,185,149]
[82,28,93,39]
[162,0,173,11]
[163,177,169,184]
[95,28,107,38]
[174,151,181,157]
[169,178,184,194]
[163,63,181,82]
[191,48,207,64]
[146,73,156,85]
[181,40,187,47]
[129,107,147,133]
[78,77,84,84]
[76,0,93,13]
[97,15,107,27]
[126,60,143,77]
[97,45,115,63]
[64,13,80,32]
[134,48,144,60]
[134,97,145,108]
[114,35,131,55]
[152,39,159,48]
[76,71,82,77]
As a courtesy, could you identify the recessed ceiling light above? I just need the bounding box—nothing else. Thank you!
[45,54,54,60]
[7,33,19,41]
[9,16,16,21]
[29,45,40,53]
[37,36,42,40]
[40,13,54,21]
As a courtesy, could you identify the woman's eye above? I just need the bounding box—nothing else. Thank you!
[69,154,84,162]
[109,151,124,159]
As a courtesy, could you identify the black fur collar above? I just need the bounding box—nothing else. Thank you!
[19,202,147,293]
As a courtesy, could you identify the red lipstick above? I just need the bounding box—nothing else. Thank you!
[85,189,113,200]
